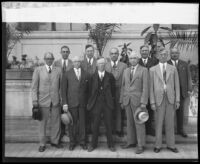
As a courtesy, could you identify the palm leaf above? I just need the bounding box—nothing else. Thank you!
[159,26,172,31]
[141,26,151,36]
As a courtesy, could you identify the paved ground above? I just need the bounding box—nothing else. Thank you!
[3,142,198,161]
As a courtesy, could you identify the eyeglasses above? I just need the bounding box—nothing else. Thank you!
[62,51,70,53]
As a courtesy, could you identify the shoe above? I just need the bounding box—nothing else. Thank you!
[80,144,87,150]
[51,143,63,148]
[38,146,46,152]
[135,147,144,154]
[109,146,116,152]
[154,147,161,153]
[121,143,136,149]
[87,145,96,152]
[69,145,75,151]
[167,147,179,153]
[116,131,124,137]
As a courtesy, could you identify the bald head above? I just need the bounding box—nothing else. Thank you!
[170,47,180,61]
[128,50,139,66]
[97,57,106,72]
[44,52,54,66]
[72,56,82,69]
[109,47,119,62]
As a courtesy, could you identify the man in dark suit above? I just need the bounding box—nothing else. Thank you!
[138,45,158,136]
[168,47,192,138]
[32,52,63,152]
[81,44,98,135]
[87,57,116,152]
[54,45,73,140]
[61,56,89,151]
[105,47,127,137]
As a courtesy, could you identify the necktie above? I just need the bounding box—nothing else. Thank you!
[100,73,103,81]
[130,67,134,81]
[113,61,117,68]
[163,64,166,84]
[63,60,66,72]
[144,59,147,66]
[49,66,51,73]
[175,60,178,68]
[89,58,91,65]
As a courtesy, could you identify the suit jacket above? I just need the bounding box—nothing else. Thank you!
[54,58,73,73]
[167,59,192,98]
[31,65,62,107]
[139,57,158,70]
[150,63,180,107]
[120,64,149,107]
[61,68,89,109]
[87,70,115,111]
[81,57,97,76]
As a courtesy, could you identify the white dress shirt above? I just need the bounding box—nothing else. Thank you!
[74,68,81,80]
[98,70,105,79]
[45,64,52,73]
[111,60,119,67]
[86,56,93,65]
[62,59,68,67]
[171,59,178,67]
[159,62,167,90]
[131,64,138,75]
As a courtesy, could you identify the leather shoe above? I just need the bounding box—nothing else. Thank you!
[116,131,124,137]
[80,144,87,150]
[154,147,161,153]
[69,145,75,151]
[109,146,116,152]
[38,146,46,152]
[167,147,179,153]
[135,147,144,154]
[88,145,96,152]
[51,143,63,148]
[180,132,188,138]
[121,144,136,149]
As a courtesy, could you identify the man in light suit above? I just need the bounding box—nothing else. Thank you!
[150,48,180,153]
[54,46,73,73]
[81,44,98,135]
[168,47,192,138]
[105,47,127,137]
[54,45,73,139]
[32,52,63,152]
[62,56,89,151]
[87,58,116,152]
[120,50,148,154]
[139,45,158,136]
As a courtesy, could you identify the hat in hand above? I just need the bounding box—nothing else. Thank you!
[134,106,149,124]
[61,111,73,125]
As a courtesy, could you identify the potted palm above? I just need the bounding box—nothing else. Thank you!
[5,23,34,80]
[86,23,120,58]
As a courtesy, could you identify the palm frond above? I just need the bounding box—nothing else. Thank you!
[141,26,151,36]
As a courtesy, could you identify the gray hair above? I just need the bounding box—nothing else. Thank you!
[44,52,54,59]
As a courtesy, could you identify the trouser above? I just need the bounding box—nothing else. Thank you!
[38,104,61,146]
[125,103,145,147]
[155,93,176,148]
[68,106,86,146]
[176,96,187,133]
[91,98,114,148]
[145,100,155,133]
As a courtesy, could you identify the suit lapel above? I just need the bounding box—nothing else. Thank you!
[155,64,163,82]
[130,65,140,85]
[166,64,171,81]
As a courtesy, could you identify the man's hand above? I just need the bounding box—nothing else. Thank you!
[140,104,146,109]
[151,104,156,111]
[175,102,180,110]
[63,104,68,113]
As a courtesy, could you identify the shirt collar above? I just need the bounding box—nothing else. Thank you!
[74,67,81,72]
[98,70,105,76]
[131,64,138,70]
[86,56,93,64]
[111,60,118,67]
[142,58,148,63]
[62,59,68,64]
[45,64,52,71]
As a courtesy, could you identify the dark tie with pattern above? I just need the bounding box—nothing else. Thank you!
[163,64,166,84]
[89,58,91,65]
[63,60,66,72]
[130,67,134,81]
[175,60,178,68]
[113,61,117,69]
[49,66,51,73]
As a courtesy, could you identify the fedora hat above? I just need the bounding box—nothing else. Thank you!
[134,106,149,124]
[61,111,73,125]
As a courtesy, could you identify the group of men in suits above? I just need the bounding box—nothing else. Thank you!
[32,44,191,154]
